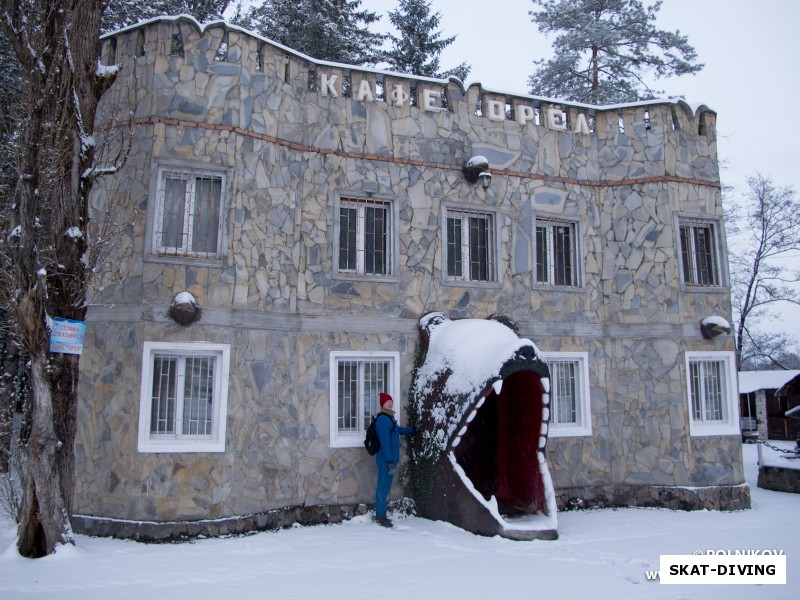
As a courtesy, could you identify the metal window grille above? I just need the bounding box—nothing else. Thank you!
[689,360,725,422]
[680,221,719,286]
[536,220,577,286]
[336,359,389,434]
[156,169,222,258]
[150,353,217,438]
[549,360,579,426]
[446,209,494,282]
[338,199,390,275]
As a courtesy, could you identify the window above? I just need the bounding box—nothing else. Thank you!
[138,342,231,452]
[153,166,226,259]
[679,219,720,286]
[338,198,391,276]
[329,352,400,447]
[543,352,591,437]
[445,208,496,282]
[685,351,739,436]
[536,219,579,287]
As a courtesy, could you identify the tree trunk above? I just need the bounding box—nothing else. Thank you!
[1,0,106,558]
[17,353,75,557]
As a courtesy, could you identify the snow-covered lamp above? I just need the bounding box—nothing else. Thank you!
[700,316,731,339]
[463,155,491,189]
[169,291,201,326]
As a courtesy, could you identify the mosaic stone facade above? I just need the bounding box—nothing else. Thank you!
[74,16,748,539]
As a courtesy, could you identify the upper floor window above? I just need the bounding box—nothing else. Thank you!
[679,219,720,287]
[138,341,231,453]
[445,207,496,282]
[536,218,579,287]
[338,198,392,276]
[685,351,738,436]
[153,166,226,259]
[329,351,400,447]
[543,352,591,437]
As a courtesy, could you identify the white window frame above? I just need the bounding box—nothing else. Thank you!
[151,165,227,260]
[329,351,401,448]
[336,197,394,277]
[685,351,739,436]
[534,217,581,288]
[443,206,498,284]
[542,352,592,437]
[677,217,722,288]
[138,341,231,453]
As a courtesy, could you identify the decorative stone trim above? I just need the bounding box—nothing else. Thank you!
[556,483,751,512]
[129,116,722,190]
[72,503,370,542]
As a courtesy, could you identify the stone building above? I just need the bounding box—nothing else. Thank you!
[73,16,749,540]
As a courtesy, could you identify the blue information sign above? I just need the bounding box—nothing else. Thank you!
[49,318,86,355]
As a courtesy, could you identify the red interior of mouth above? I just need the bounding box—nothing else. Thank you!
[452,370,547,515]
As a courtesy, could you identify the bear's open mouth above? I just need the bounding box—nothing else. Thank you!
[411,312,558,539]
[449,369,550,521]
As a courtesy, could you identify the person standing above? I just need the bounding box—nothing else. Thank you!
[374,392,416,528]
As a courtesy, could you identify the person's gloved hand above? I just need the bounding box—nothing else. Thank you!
[411,426,419,435]
[388,462,396,475]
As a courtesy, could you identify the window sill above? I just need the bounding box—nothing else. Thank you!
[145,254,224,268]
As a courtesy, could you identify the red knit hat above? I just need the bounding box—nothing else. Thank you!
[379,392,393,408]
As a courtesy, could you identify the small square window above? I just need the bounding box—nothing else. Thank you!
[679,219,720,287]
[445,208,496,282]
[535,218,579,287]
[337,198,392,276]
[138,342,230,452]
[152,166,226,259]
[329,352,400,447]
[685,351,739,436]
[543,352,591,437]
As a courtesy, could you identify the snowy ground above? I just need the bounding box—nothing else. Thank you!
[1,442,797,599]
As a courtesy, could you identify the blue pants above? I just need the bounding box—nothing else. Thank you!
[375,458,394,517]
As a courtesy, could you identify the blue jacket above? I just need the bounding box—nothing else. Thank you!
[375,411,414,464]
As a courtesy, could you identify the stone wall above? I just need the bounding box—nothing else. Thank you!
[74,17,746,532]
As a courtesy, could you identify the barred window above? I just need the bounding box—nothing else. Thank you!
[445,208,496,282]
[685,352,738,436]
[536,219,578,287]
[338,199,391,276]
[138,342,230,453]
[154,167,225,259]
[543,352,591,437]
[329,352,400,447]
[679,220,720,286]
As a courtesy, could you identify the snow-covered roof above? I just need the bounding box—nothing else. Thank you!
[738,370,800,394]
[100,15,714,115]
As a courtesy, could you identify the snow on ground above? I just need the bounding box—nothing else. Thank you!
[1,442,797,599]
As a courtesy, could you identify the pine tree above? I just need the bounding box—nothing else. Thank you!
[528,0,702,104]
[102,0,232,33]
[239,0,385,65]
[384,0,470,81]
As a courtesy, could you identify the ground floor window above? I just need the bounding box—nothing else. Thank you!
[542,352,592,437]
[329,351,400,447]
[685,351,739,436]
[138,341,231,452]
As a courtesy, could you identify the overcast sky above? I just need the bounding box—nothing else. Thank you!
[361,0,800,348]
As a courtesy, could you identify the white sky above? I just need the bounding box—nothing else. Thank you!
[361,0,800,348]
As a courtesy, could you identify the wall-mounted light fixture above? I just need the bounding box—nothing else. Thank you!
[463,155,491,190]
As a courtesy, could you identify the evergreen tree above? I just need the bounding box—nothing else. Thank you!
[102,0,232,33]
[239,0,385,65]
[384,0,470,81]
[528,0,702,104]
